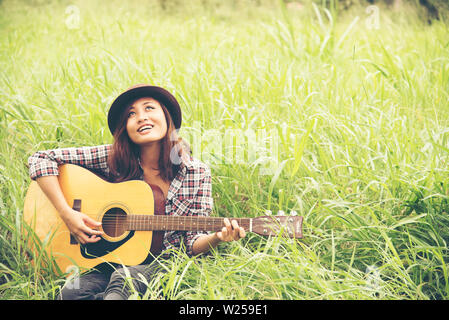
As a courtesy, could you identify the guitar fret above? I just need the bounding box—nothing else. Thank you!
[127,215,251,232]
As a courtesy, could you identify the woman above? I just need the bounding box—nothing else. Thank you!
[27,84,246,300]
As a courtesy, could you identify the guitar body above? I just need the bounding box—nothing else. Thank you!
[24,165,304,275]
[23,164,163,274]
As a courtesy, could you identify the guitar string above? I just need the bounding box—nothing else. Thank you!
[78,215,296,236]
[93,217,254,231]
[90,216,251,228]
[88,216,279,228]
[98,220,252,228]
[91,214,284,222]
[66,213,291,232]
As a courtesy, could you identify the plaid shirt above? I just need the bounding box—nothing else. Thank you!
[27,144,212,259]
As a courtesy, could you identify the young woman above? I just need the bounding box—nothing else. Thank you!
[27,84,246,300]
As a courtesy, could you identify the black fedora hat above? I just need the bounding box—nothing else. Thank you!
[107,84,182,135]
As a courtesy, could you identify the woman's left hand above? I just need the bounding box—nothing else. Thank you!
[216,218,246,242]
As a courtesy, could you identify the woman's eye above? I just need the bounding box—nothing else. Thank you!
[128,111,135,118]
[145,106,154,111]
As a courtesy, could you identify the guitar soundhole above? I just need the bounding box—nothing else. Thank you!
[102,207,127,238]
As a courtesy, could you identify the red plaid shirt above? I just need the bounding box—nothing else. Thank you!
[27,144,212,258]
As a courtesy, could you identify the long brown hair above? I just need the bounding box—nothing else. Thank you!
[107,98,191,183]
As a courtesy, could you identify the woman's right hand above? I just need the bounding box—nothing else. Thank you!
[60,209,103,244]
[35,175,104,244]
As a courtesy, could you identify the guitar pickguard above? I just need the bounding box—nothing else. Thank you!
[80,231,136,259]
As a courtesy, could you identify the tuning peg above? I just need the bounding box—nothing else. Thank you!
[290,210,298,216]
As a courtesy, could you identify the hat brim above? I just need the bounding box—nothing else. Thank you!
[108,85,182,135]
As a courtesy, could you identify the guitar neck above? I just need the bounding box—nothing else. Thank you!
[126,215,252,233]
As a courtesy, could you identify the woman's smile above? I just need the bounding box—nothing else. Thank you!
[137,124,154,134]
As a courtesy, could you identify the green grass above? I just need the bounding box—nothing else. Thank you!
[1,0,449,299]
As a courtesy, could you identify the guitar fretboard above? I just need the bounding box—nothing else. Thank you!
[126,215,252,232]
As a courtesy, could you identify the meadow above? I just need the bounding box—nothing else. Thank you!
[0,0,449,299]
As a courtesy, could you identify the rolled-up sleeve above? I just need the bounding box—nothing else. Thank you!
[162,163,214,258]
[183,167,213,257]
[27,145,111,180]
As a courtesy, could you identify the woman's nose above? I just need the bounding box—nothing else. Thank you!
[137,112,149,123]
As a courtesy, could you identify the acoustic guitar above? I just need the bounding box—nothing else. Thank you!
[23,164,303,274]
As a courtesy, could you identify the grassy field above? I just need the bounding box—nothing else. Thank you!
[1,0,449,300]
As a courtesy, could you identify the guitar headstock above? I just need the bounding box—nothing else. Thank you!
[252,211,303,239]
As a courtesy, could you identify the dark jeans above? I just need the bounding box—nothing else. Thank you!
[57,260,165,300]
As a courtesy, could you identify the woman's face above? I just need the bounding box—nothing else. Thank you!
[126,97,168,146]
